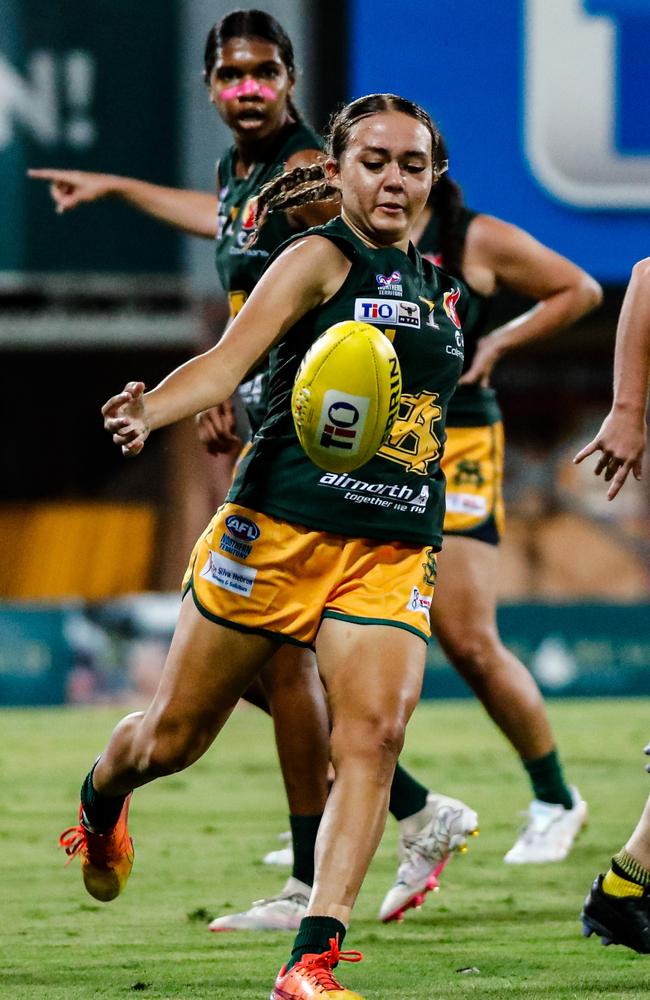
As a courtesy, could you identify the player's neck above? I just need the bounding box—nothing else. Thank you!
[341,209,410,254]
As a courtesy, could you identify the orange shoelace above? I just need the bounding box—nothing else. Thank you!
[299,936,363,991]
[59,824,87,865]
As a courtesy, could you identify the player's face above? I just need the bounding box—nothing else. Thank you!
[209,38,294,142]
[334,112,433,246]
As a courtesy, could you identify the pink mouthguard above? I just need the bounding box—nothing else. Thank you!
[219,79,277,101]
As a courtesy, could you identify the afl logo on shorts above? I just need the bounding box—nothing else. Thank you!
[225,515,261,542]
[320,400,361,451]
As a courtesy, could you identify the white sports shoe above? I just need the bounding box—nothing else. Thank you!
[503,786,587,864]
[262,831,294,868]
[378,791,479,923]
[208,876,309,932]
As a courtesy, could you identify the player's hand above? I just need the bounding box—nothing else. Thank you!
[27,168,117,214]
[458,335,502,388]
[101,381,149,456]
[573,409,645,500]
[195,400,243,456]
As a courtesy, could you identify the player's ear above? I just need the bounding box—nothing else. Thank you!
[324,157,341,189]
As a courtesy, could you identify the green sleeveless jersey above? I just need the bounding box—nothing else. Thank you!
[229,217,469,549]
[418,206,501,428]
[215,121,323,432]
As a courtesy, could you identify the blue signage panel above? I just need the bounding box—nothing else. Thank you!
[349,0,649,283]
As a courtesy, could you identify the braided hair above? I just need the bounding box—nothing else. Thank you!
[249,93,442,242]
[203,9,302,122]
[427,134,465,278]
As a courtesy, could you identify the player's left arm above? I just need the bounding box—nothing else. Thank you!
[460,214,602,385]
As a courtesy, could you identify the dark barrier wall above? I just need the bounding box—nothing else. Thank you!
[0,0,181,280]
[1,600,648,705]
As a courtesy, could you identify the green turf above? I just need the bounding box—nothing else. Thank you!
[1,699,648,999]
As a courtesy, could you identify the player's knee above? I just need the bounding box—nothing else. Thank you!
[444,622,502,680]
[332,711,407,771]
[134,718,206,777]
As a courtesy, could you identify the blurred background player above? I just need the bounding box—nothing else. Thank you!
[577,257,650,953]
[387,142,603,877]
[34,8,334,931]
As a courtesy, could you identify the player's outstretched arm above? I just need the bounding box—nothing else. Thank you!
[460,215,602,386]
[102,235,350,456]
[574,258,650,500]
[28,169,218,238]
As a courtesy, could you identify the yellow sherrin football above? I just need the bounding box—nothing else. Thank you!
[291,320,402,473]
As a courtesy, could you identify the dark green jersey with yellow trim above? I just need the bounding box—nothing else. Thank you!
[418,206,501,428]
[229,217,468,548]
[215,121,323,432]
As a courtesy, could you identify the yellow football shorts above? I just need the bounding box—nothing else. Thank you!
[441,422,505,544]
[182,503,437,645]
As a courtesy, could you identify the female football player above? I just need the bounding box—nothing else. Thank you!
[408,148,601,855]
[59,92,471,1000]
[577,257,650,953]
[37,12,476,933]
[33,9,333,925]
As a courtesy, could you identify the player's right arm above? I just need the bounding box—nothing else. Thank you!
[574,258,650,499]
[102,235,351,455]
[27,169,218,239]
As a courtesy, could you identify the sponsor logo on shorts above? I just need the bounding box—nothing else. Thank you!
[445,492,488,516]
[219,534,252,560]
[317,472,429,514]
[375,270,403,296]
[219,515,260,560]
[354,298,421,328]
[317,391,370,454]
[200,550,257,597]
[406,586,432,619]
[225,515,260,542]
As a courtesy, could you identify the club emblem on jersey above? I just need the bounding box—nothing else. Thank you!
[422,251,444,267]
[375,271,403,296]
[419,296,440,330]
[443,288,462,329]
[239,197,259,232]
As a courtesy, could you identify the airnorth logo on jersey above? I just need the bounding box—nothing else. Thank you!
[354,298,421,328]
[317,391,370,453]
[443,288,462,330]
[375,271,403,296]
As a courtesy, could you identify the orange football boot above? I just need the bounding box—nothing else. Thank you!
[59,793,134,902]
[271,935,364,999]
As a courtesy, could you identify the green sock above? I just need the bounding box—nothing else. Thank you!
[289,814,321,887]
[388,763,429,821]
[287,915,346,971]
[523,749,573,810]
[80,763,127,833]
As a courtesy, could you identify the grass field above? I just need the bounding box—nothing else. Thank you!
[1,698,648,999]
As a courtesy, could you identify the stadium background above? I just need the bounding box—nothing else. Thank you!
[0,0,648,707]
